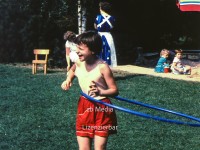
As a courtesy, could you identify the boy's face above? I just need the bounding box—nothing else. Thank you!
[176,53,182,59]
[163,53,168,58]
[76,43,93,62]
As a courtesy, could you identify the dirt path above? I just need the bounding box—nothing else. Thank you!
[113,65,200,82]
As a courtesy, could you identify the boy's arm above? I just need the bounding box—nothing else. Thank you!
[98,64,119,97]
[61,64,76,90]
[172,62,183,72]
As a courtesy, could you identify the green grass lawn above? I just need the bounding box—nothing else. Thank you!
[0,64,200,150]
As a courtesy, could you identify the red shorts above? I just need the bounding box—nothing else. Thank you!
[76,96,117,138]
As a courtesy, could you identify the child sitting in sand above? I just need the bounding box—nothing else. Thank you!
[171,49,191,75]
[155,49,170,73]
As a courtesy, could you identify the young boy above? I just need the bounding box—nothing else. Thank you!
[171,49,191,75]
[61,31,118,150]
[155,49,170,73]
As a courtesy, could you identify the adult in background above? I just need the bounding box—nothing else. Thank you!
[94,1,117,67]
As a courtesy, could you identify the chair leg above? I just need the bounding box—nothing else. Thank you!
[46,64,48,74]
[33,63,48,75]
[34,64,37,74]
[44,64,47,75]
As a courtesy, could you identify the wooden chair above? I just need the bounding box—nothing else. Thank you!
[32,49,50,75]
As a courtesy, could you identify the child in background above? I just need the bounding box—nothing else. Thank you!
[61,31,118,150]
[171,49,191,75]
[155,49,170,73]
[63,31,79,71]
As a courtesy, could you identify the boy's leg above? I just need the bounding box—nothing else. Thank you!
[77,136,92,150]
[94,135,108,150]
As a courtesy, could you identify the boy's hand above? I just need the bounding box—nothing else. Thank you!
[61,80,72,91]
[88,81,100,97]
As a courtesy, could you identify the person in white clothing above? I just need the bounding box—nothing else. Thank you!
[63,31,79,71]
[171,49,191,75]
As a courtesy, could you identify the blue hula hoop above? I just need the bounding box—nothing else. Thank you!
[81,92,200,127]
[115,95,200,122]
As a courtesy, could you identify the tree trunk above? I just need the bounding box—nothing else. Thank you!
[78,0,82,34]
[77,0,87,34]
[81,7,87,33]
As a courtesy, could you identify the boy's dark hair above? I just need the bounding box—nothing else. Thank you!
[63,31,76,42]
[99,1,112,14]
[175,49,183,54]
[75,31,102,55]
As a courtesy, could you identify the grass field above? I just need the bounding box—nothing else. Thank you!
[0,64,200,150]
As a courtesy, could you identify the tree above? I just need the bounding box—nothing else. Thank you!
[0,0,78,65]
[78,0,97,34]
[78,0,85,34]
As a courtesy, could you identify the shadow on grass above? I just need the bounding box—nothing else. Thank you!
[113,70,147,81]
[115,74,147,81]
[30,68,65,75]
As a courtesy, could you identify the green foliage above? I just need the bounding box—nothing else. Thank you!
[0,0,78,66]
[1,64,200,150]
[1,0,199,66]
[0,0,100,67]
